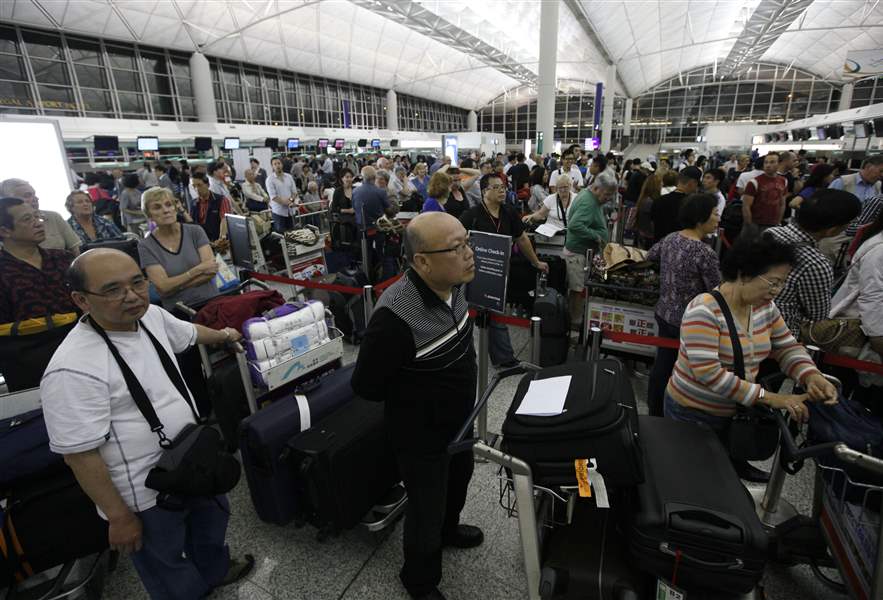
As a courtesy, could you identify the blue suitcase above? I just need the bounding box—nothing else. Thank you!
[238,365,356,525]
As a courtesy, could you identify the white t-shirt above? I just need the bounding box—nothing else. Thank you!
[737,169,763,193]
[549,166,584,192]
[541,193,571,233]
[41,306,198,517]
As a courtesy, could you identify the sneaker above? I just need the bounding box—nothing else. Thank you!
[410,587,447,600]
[442,524,484,549]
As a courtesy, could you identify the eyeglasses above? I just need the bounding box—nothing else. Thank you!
[757,274,786,291]
[81,277,149,301]
[419,237,474,257]
[14,212,44,227]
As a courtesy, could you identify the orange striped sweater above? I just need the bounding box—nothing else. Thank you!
[666,292,819,416]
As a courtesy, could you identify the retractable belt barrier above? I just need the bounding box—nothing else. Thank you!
[245,271,401,298]
[599,328,883,376]
[467,309,533,329]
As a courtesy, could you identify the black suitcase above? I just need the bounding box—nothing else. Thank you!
[501,360,642,487]
[629,416,767,594]
[1,469,108,587]
[238,366,357,525]
[285,398,399,537]
[540,499,642,600]
[532,275,570,367]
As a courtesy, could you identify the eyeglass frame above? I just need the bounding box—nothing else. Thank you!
[79,276,150,301]
[757,274,786,291]
[417,236,474,257]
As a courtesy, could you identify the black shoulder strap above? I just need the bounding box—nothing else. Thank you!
[89,317,200,447]
[557,194,567,227]
[709,290,745,379]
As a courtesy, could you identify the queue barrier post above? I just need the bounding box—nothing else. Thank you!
[530,316,542,366]
[360,231,371,281]
[362,285,374,324]
[590,326,602,362]
[581,249,595,346]
[476,310,490,443]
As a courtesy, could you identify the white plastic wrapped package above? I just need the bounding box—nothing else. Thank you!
[246,321,329,362]
[242,300,326,341]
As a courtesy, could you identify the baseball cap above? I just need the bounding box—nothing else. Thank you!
[640,161,655,172]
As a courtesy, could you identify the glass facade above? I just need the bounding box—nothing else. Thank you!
[479,91,626,147]
[0,24,467,132]
[478,63,876,146]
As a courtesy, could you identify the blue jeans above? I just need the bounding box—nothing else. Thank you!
[647,316,680,417]
[272,213,293,233]
[130,495,230,600]
[664,393,731,447]
[488,319,516,366]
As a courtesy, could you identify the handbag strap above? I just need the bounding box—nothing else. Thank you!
[710,290,745,379]
[88,316,200,447]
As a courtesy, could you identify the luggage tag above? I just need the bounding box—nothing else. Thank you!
[574,458,610,508]
[656,579,686,600]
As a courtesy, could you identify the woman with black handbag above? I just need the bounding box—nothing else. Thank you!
[664,232,839,482]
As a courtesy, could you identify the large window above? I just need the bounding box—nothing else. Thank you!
[0,24,467,132]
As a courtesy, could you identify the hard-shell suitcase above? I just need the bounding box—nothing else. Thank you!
[238,365,356,525]
[539,499,642,599]
[285,398,399,536]
[532,275,570,367]
[501,360,642,487]
[629,416,767,594]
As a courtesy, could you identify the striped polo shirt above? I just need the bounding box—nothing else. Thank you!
[667,292,819,416]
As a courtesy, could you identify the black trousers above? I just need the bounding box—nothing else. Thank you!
[396,445,474,596]
[647,316,681,417]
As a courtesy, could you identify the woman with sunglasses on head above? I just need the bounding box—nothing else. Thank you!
[665,232,838,483]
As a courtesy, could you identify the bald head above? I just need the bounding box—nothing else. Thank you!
[404,212,462,262]
[68,248,140,293]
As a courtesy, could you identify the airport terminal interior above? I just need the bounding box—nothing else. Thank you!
[1,1,883,599]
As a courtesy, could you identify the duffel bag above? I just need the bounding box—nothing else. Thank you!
[501,359,642,487]
[0,408,65,489]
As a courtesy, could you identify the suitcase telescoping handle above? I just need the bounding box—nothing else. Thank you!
[447,363,540,456]
[659,542,744,570]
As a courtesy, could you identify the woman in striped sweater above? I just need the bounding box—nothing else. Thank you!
[665,233,839,482]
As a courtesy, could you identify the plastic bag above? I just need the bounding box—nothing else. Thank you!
[212,253,240,292]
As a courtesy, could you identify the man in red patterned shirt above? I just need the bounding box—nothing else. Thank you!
[0,196,77,390]
[741,152,787,230]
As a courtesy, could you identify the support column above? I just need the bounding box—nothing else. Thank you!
[467,110,477,131]
[623,97,633,147]
[600,64,616,153]
[386,89,399,131]
[189,52,217,122]
[838,82,854,112]
[536,0,559,155]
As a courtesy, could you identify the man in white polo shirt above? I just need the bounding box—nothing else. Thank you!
[548,152,584,194]
[265,156,299,232]
[41,249,253,600]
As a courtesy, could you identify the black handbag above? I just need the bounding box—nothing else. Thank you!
[89,318,241,505]
[709,291,780,461]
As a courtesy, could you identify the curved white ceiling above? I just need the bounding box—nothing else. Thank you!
[2,0,882,110]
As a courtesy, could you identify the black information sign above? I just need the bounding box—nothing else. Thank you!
[466,231,511,313]
[226,214,253,271]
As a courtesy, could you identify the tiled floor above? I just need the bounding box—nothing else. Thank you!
[98,325,850,600]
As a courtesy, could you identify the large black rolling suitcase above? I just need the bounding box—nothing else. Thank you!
[539,499,642,600]
[285,398,399,537]
[629,416,767,594]
[501,360,642,487]
[1,469,108,587]
[532,274,570,367]
[238,365,356,525]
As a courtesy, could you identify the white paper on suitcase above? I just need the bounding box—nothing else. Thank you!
[515,376,571,416]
